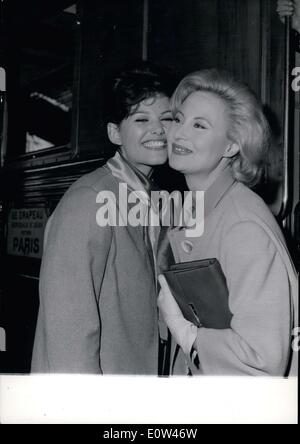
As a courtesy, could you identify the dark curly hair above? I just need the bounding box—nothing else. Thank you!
[104,61,178,125]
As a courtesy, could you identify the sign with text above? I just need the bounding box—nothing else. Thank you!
[7,208,48,258]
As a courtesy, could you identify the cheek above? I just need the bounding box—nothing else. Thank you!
[163,122,173,134]
[166,127,173,142]
[212,134,228,156]
[195,134,223,155]
[167,123,178,139]
[122,128,141,148]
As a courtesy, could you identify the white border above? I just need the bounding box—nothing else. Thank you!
[0,375,297,424]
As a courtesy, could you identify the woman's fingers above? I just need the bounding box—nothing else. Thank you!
[277,0,295,16]
[277,8,294,16]
[276,0,300,29]
[157,275,183,316]
[277,10,294,15]
[158,274,171,295]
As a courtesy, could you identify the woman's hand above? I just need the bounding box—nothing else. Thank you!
[277,0,300,33]
[158,275,198,356]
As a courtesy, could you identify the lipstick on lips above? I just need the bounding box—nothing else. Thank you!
[142,139,167,151]
[172,143,193,155]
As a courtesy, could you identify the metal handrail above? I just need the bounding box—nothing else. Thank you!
[279,17,294,222]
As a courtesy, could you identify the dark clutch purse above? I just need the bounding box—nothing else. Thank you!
[163,258,232,329]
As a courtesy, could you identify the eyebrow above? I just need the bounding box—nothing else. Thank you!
[131,109,172,116]
[176,110,211,126]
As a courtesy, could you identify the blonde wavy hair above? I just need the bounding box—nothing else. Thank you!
[171,69,271,187]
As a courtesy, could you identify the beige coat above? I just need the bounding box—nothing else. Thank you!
[31,162,159,374]
[167,167,298,376]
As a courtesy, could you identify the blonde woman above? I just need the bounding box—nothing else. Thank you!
[158,69,298,376]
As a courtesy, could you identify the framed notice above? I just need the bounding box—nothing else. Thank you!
[6,208,48,259]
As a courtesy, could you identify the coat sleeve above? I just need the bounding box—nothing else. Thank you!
[31,186,112,373]
[193,221,292,376]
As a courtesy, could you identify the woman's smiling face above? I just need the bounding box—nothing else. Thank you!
[114,94,172,175]
[167,90,231,178]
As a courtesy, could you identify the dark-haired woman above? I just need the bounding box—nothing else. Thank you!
[31,63,175,374]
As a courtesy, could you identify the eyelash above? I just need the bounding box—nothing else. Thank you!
[194,123,207,129]
[134,118,173,123]
[174,117,206,129]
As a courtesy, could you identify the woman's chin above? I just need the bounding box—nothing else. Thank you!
[151,157,168,167]
[146,151,168,166]
[168,156,189,173]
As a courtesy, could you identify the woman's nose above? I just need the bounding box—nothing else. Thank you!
[150,121,165,135]
[174,123,186,140]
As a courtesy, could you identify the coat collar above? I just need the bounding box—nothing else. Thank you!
[203,164,236,219]
[174,164,236,232]
[165,166,236,262]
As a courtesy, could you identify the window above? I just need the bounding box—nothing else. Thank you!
[5,1,77,159]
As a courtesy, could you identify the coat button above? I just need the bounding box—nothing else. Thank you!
[181,240,193,254]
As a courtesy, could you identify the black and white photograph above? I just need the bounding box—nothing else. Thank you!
[0,0,299,425]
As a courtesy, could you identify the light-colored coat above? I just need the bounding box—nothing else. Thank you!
[31,163,159,374]
[168,167,298,376]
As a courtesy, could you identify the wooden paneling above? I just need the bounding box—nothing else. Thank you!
[217,0,262,95]
[148,0,218,76]
[148,0,262,97]
[76,0,144,156]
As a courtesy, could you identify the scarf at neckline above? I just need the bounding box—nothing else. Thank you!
[106,150,155,202]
